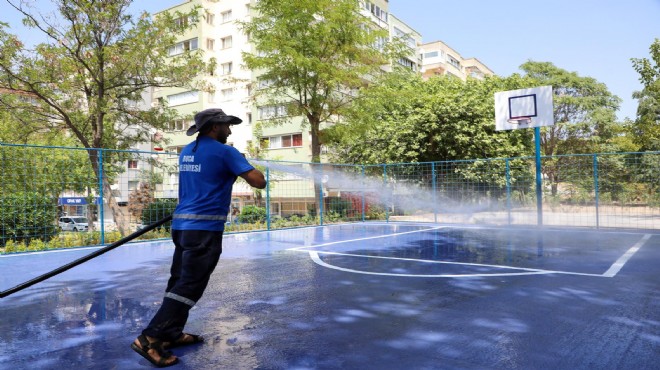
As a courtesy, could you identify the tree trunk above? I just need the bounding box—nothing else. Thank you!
[309,115,323,221]
[88,150,131,236]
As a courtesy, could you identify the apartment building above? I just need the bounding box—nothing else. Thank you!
[153,0,422,160]
[151,0,256,202]
[149,1,490,216]
[420,40,494,80]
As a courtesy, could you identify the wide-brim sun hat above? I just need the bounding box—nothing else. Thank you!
[186,108,242,136]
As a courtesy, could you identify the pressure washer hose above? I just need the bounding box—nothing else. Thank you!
[0,215,173,298]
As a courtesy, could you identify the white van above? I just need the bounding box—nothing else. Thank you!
[58,217,89,232]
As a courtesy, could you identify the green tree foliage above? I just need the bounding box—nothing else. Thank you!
[240,0,406,163]
[0,0,209,234]
[519,61,623,195]
[519,61,622,155]
[324,70,535,164]
[0,144,95,195]
[324,71,539,200]
[0,192,57,247]
[631,38,660,151]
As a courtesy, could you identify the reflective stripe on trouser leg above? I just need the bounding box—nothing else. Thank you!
[165,292,196,307]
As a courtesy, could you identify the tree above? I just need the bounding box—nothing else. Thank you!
[520,61,621,155]
[323,71,540,205]
[239,0,406,163]
[519,61,622,195]
[324,70,535,164]
[631,38,660,151]
[0,0,209,235]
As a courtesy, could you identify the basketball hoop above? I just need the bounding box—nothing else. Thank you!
[507,117,532,127]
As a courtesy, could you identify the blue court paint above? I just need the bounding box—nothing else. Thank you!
[0,224,659,369]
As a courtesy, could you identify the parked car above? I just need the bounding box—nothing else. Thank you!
[58,217,89,232]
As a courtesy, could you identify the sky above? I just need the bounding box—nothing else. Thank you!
[388,0,660,121]
[2,0,658,121]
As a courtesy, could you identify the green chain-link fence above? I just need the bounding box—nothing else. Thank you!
[1,142,658,254]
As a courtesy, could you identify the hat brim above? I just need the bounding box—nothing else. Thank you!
[186,115,242,136]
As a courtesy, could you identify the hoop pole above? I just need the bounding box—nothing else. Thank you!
[534,127,543,226]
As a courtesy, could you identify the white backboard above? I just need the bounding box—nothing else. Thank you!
[494,86,554,131]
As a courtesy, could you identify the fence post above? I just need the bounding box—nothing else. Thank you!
[361,165,366,222]
[593,154,599,229]
[266,166,271,231]
[98,149,105,244]
[506,158,512,225]
[383,164,389,223]
[319,164,324,226]
[432,162,437,223]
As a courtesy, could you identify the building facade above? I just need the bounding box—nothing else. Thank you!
[419,40,494,80]
[149,0,492,217]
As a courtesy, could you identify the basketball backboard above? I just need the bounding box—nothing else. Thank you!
[494,86,554,131]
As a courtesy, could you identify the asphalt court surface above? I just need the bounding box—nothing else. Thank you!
[0,223,659,369]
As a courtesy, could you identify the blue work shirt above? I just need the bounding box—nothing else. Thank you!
[172,136,254,231]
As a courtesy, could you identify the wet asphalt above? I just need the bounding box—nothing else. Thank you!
[0,223,659,369]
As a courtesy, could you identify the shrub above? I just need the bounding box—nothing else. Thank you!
[28,239,47,251]
[326,197,353,217]
[366,205,386,220]
[3,240,23,253]
[237,205,267,223]
[0,192,58,247]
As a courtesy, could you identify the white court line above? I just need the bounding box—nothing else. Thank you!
[602,234,652,277]
[0,245,103,258]
[309,251,606,278]
[364,222,660,236]
[286,226,445,251]
[292,226,654,278]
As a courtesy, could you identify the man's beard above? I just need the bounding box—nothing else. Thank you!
[217,135,228,144]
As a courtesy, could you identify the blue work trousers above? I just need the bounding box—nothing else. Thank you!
[142,229,224,341]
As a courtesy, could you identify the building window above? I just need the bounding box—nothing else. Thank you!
[168,38,198,56]
[166,119,189,132]
[221,36,232,49]
[221,62,233,75]
[364,1,388,23]
[174,16,190,28]
[257,105,287,120]
[424,51,439,59]
[221,10,233,23]
[246,112,252,125]
[394,27,416,49]
[206,12,215,25]
[373,36,386,51]
[127,160,138,169]
[397,57,416,70]
[258,78,274,89]
[128,180,139,191]
[206,38,215,50]
[261,133,303,149]
[208,92,216,103]
[221,88,233,101]
[167,90,199,106]
[448,55,461,69]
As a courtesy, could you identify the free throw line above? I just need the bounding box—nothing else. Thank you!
[290,226,652,278]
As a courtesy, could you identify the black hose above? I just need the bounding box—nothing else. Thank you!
[0,214,173,299]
